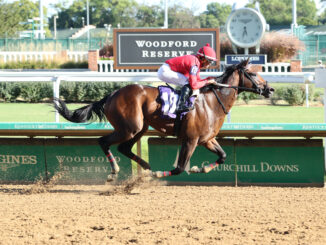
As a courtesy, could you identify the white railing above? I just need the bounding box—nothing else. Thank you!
[262,62,291,73]
[97,60,291,73]
[97,60,150,73]
[67,52,88,62]
[0,51,88,63]
[97,60,227,73]
[0,70,315,122]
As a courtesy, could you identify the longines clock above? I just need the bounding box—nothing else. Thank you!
[226,7,266,53]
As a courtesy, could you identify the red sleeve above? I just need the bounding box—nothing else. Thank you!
[188,66,207,90]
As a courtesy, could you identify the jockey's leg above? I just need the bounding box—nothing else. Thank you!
[176,84,193,113]
[190,138,226,174]
[117,124,151,170]
[157,63,188,86]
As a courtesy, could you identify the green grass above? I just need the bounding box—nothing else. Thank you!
[0,102,323,123]
[0,103,86,122]
[230,106,324,123]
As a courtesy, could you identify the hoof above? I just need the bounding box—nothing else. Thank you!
[152,171,171,178]
[112,163,120,173]
[202,166,212,173]
[189,166,201,173]
[141,169,153,177]
[152,171,164,178]
[107,173,118,182]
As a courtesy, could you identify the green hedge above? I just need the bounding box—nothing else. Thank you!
[0,82,322,105]
[270,84,320,106]
[0,82,133,103]
[0,61,88,70]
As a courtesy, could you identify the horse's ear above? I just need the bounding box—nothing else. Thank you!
[243,58,250,67]
[237,58,250,68]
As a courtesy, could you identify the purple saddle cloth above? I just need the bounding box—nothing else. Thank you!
[158,86,195,119]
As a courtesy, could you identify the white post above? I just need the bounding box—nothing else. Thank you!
[39,0,44,39]
[324,89,326,122]
[53,77,61,122]
[292,0,297,34]
[227,111,231,123]
[54,16,58,39]
[87,0,90,48]
[305,84,309,108]
[244,48,249,55]
[164,0,168,28]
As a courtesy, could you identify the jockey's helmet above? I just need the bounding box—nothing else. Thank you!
[197,43,217,64]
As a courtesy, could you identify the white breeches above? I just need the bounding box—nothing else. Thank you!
[157,63,188,86]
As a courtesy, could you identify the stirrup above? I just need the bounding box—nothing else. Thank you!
[176,104,194,113]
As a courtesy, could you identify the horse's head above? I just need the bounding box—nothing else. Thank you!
[236,59,274,98]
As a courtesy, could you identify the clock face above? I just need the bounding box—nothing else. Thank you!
[226,8,266,48]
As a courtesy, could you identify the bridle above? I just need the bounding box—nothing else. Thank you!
[211,67,271,114]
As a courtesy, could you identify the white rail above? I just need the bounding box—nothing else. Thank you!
[262,62,291,73]
[0,71,316,121]
[97,60,227,73]
[97,60,291,73]
[0,51,88,63]
[67,52,88,62]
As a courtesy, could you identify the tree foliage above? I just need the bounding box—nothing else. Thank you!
[199,3,232,28]
[50,0,139,29]
[0,0,47,38]
[0,0,323,38]
[248,0,318,26]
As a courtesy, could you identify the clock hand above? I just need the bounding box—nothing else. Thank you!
[242,26,248,38]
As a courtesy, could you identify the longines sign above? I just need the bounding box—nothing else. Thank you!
[113,28,220,69]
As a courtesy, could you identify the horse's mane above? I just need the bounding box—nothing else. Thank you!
[200,60,248,93]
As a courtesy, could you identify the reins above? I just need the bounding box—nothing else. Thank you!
[211,89,229,114]
[211,67,264,114]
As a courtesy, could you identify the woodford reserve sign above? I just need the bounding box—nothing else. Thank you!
[113,28,220,69]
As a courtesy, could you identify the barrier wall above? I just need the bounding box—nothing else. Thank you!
[0,122,325,186]
[148,138,325,187]
[0,138,132,184]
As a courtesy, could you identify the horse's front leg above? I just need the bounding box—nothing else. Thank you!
[152,138,198,178]
[190,138,226,174]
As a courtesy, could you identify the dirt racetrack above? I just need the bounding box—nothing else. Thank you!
[0,178,325,245]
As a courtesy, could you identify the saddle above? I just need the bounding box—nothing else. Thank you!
[158,85,196,136]
[158,85,195,120]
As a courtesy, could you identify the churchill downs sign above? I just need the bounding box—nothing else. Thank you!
[113,28,220,69]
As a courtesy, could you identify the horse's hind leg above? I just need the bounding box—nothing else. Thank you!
[98,131,133,181]
[190,138,226,174]
[117,124,151,170]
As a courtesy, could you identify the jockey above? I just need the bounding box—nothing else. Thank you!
[157,43,217,113]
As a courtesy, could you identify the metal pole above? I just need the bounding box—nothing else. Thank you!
[87,0,90,49]
[54,16,58,39]
[292,0,297,34]
[39,0,44,39]
[164,0,168,28]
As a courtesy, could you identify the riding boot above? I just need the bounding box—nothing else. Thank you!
[176,85,193,113]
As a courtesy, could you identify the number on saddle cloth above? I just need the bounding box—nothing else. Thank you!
[158,85,195,119]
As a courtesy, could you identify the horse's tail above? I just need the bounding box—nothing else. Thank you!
[53,95,109,123]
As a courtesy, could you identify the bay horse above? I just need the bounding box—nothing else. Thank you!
[54,59,274,180]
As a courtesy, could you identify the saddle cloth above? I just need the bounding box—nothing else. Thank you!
[158,85,195,119]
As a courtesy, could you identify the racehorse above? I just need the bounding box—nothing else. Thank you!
[54,59,274,180]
